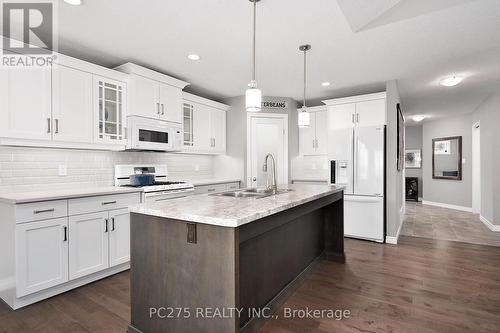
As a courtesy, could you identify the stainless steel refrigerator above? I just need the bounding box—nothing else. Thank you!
[329,125,385,242]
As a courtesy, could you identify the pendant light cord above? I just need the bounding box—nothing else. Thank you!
[252,0,257,82]
[303,49,306,108]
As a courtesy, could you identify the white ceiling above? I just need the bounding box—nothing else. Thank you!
[55,0,500,121]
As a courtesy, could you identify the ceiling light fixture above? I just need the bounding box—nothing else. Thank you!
[187,54,200,61]
[321,82,331,87]
[298,44,311,128]
[440,75,464,87]
[412,115,426,122]
[245,0,262,112]
[63,0,83,5]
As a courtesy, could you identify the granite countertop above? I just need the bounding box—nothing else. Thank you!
[130,184,344,228]
[0,186,143,204]
[190,178,242,186]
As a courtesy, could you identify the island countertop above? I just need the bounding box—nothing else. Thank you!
[129,184,343,227]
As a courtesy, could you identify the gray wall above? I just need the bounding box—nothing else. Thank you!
[404,125,423,199]
[422,113,472,208]
[386,80,405,239]
[214,96,298,186]
[471,92,500,226]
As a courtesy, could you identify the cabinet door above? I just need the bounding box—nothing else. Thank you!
[69,211,109,280]
[192,103,211,152]
[108,208,130,267]
[129,76,160,119]
[0,66,52,140]
[52,65,93,143]
[327,103,355,130]
[210,108,226,153]
[159,83,183,123]
[299,113,316,155]
[314,111,328,155]
[183,102,195,150]
[355,99,386,127]
[94,76,126,144]
[15,218,69,297]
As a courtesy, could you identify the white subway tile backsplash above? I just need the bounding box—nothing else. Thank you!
[0,146,215,192]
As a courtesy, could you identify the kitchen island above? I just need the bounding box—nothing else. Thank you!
[127,184,345,333]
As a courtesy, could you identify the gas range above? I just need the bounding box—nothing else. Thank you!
[115,165,194,203]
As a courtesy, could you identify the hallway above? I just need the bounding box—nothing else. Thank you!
[401,202,500,247]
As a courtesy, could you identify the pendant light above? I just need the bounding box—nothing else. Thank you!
[298,44,311,128]
[246,0,262,112]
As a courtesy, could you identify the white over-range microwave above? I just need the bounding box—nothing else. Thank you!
[127,116,182,152]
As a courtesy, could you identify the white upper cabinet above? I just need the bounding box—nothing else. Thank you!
[159,82,183,123]
[0,51,129,150]
[299,107,327,156]
[182,92,229,154]
[355,98,386,127]
[52,65,93,143]
[0,66,52,141]
[115,63,189,124]
[129,75,160,119]
[323,92,387,130]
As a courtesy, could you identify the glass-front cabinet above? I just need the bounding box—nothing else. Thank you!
[94,76,126,144]
[183,103,194,147]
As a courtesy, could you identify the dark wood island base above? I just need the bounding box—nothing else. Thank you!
[128,190,344,333]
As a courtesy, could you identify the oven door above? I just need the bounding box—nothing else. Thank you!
[144,188,194,204]
[128,117,179,151]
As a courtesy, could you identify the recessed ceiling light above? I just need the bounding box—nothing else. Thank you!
[412,115,426,122]
[440,76,464,87]
[187,54,200,61]
[321,82,331,87]
[63,0,83,5]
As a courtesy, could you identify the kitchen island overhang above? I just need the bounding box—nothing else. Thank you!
[128,184,345,333]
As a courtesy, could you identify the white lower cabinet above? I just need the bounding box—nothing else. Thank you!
[15,218,69,297]
[108,208,131,267]
[4,191,141,309]
[69,211,109,280]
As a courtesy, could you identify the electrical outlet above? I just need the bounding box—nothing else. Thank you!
[58,165,67,176]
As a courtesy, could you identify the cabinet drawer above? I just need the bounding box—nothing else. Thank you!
[194,184,228,195]
[226,182,240,191]
[15,200,68,224]
[68,193,141,216]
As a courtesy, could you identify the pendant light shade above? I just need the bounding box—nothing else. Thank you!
[246,0,262,112]
[298,106,310,128]
[298,44,311,128]
[246,81,262,112]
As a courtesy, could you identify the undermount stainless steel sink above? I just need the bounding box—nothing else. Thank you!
[213,188,294,199]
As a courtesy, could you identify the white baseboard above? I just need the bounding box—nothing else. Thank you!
[480,215,500,232]
[385,209,404,245]
[422,200,472,213]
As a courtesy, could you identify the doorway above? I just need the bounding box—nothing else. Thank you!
[472,122,481,214]
[247,114,288,188]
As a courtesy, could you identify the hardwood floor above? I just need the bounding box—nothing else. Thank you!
[402,202,500,247]
[1,236,500,333]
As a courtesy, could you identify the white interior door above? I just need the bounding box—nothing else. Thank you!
[248,115,288,188]
[0,66,52,140]
[108,208,130,267]
[52,65,93,143]
[472,123,481,214]
[354,126,385,196]
[69,211,109,280]
[15,218,69,297]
